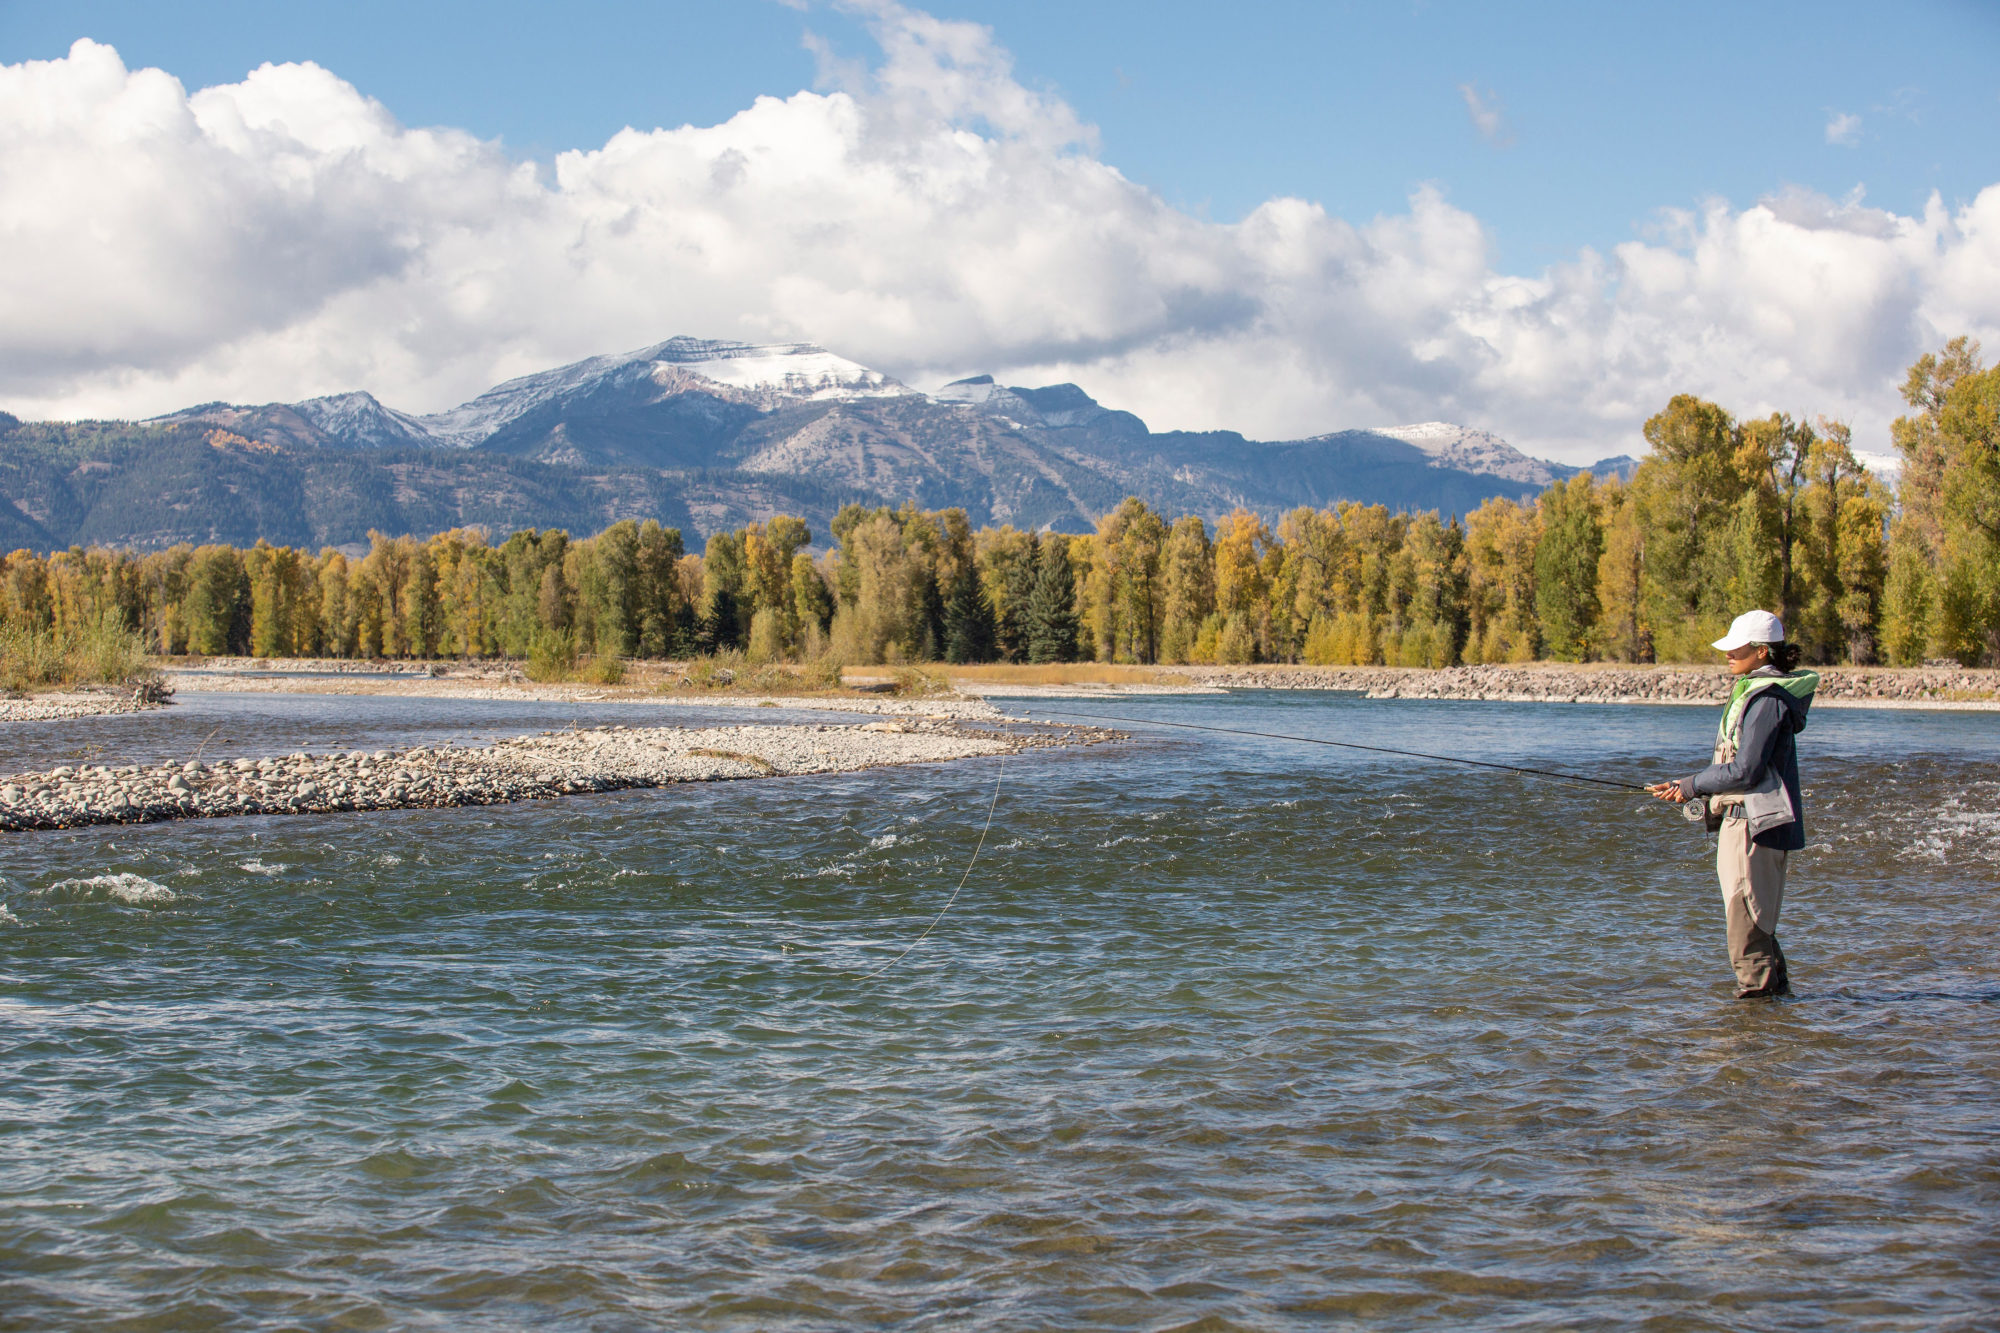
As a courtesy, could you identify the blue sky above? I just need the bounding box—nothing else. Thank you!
[7,0,1993,271]
[2,0,1996,458]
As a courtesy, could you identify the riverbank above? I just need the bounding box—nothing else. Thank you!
[160,662,1005,718]
[0,683,172,723]
[1162,662,2000,708]
[14,658,1997,725]
[0,718,1111,833]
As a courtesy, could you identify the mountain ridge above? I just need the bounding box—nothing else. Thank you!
[3,339,1638,553]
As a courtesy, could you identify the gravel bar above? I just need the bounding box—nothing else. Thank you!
[162,670,1007,718]
[0,720,1118,834]
[0,688,168,723]
[1162,662,2000,707]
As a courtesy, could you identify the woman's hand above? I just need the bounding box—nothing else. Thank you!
[1647,780,1688,803]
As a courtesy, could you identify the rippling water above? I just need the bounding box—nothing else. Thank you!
[4,691,1997,1330]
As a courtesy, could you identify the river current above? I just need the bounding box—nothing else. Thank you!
[3,690,1996,1329]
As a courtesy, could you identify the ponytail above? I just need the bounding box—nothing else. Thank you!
[1764,641,1802,672]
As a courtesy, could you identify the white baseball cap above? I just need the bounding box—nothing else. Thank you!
[1713,609,1785,651]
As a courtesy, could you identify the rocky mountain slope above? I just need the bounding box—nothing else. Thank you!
[4,338,1637,551]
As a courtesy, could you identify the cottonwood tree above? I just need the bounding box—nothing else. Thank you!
[1533,474,1603,661]
[1886,337,2000,664]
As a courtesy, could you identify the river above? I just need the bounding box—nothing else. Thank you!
[3,689,1996,1329]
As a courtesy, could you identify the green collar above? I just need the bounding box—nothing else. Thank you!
[1719,668,1819,741]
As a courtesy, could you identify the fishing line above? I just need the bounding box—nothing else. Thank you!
[851,702,1670,978]
[190,720,224,764]
[856,750,1005,979]
[1027,708,1651,793]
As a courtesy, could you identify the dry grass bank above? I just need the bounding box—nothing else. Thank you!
[931,663,1180,687]
[0,624,159,696]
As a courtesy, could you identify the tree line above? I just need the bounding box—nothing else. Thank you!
[3,342,1995,668]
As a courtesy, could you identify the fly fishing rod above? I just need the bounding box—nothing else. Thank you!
[1027,707,1657,795]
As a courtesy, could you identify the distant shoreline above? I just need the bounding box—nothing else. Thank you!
[6,659,1997,726]
[1158,662,2000,711]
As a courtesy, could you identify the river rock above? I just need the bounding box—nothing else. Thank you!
[1164,663,2000,706]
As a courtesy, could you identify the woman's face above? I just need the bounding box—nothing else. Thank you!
[1724,643,1770,675]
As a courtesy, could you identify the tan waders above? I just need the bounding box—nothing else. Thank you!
[1716,812,1789,997]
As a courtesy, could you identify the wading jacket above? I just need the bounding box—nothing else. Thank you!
[1678,667,1818,852]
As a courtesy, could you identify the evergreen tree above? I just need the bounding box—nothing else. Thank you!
[668,600,700,659]
[702,531,751,648]
[995,533,1038,663]
[943,561,997,663]
[698,587,742,654]
[916,563,946,661]
[1025,538,1079,664]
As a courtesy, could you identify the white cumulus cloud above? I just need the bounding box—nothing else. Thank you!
[1,4,1996,465]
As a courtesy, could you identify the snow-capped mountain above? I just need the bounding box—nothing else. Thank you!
[149,391,431,452]
[86,335,1647,549]
[1368,422,1563,487]
[416,338,915,448]
[153,341,1597,487]
[291,391,434,449]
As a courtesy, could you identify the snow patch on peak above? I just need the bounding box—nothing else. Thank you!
[291,391,431,448]
[935,375,999,404]
[668,341,912,399]
[417,337,914,447]
[1374,421,1472,445]
[1370,422,1558,487]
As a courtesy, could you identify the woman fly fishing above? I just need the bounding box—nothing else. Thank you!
[1648,610,1819,999]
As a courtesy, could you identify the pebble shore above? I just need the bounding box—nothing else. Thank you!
[160,666,1006,718]
[0,686,169,723]
[0,720,1115,834]
[1166,662,2000,707]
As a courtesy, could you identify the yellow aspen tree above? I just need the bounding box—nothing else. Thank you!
[1593,480,1648,663]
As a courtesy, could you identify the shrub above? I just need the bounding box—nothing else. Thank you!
[583,654,626,685]
[889,665,954,697]
[0,622,155,694]
[526,629,577,682]
[801,653,845,691]
[1216,614,1258,664]
[746,607,786,664]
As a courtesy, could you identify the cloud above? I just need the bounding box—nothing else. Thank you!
[1825,110,1862,145]
[1458,82,1511,147]
[2,7,1997,465]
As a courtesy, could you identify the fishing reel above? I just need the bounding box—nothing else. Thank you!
[1680,794,1724,832]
